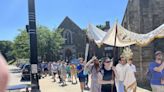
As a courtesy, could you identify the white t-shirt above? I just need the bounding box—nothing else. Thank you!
[51,63,58,73]
[116,63,129,81]
[128,64,136,73]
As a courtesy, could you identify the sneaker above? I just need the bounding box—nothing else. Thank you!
[61,83,67,87]
[84,86,90,90]
[58,81,62,84]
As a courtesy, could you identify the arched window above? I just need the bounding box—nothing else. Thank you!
[63,30,72,44]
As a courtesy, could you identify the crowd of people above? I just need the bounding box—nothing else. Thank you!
[40,60,79,86]
[39,50,164,92]
[0,50,163,92]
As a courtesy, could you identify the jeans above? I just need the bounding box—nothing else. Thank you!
[116,81,124,92]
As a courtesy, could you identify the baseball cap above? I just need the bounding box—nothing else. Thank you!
[155,51,162,56]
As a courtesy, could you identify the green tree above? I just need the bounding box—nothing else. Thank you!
[13,25,64,62]
[50,28,64,61]
[0,41,14,61]
[13,29,29,59]
[37,26,64,61]
[37,25,51,61]
[96,25,106,30]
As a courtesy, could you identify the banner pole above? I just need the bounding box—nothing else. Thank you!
[84,35,90,62]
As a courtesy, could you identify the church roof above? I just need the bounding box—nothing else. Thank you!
[58,16,82,31]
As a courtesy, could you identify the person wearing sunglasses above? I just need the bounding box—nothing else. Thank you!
[98,57,118,92]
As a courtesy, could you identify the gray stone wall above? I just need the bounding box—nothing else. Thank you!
[58,17,86,59]
[122,0,164,86]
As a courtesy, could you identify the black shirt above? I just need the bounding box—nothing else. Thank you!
[101,68,117,92]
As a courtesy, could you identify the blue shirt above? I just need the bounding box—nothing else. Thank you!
[77,64,86,78]
[42,63,48,69]
[149,61,164,85]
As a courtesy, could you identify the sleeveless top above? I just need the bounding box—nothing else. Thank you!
[100,68,117,92]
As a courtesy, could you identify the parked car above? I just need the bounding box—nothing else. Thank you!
[18,64,25,70]
[21,64,41,81]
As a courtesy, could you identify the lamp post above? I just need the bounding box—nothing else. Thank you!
[27,0,40,92]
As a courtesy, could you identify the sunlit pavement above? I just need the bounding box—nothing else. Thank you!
[8,65,151,92]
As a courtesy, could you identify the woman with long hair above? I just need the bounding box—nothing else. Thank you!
[84,56,101,92]
[98,57,118,92]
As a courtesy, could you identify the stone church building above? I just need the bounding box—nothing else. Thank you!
[58,17,112,61]
[57,17,86,61]
[122,0,164,85]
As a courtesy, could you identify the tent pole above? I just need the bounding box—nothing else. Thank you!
[113,24,118,66]
[111,23,118,92]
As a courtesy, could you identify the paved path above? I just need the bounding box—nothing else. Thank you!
[8,65,151,92]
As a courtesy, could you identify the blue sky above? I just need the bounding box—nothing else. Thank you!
[0,0,128,41]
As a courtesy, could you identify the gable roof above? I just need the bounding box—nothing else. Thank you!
[58,16,82,31]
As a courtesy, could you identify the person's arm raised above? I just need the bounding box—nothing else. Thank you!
[154,62,164,72]
[85,57,94,67]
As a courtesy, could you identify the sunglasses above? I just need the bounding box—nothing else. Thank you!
[129,59,133,60]
[104,61,110,63]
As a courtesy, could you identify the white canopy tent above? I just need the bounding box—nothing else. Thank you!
[116,23,164,47]
[101,23,135,47]
[87,22,164,47]
[87,24,106,45]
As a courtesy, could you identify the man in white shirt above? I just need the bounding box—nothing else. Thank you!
[124,58,137,92]
[51,62,58,82]
[116,56,128,92]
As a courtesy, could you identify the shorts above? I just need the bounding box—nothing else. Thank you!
[44,68,48,71]
[78,77,85,82]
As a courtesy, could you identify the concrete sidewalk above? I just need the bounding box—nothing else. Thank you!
[39,76,151,92]
[8,65,151,92]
